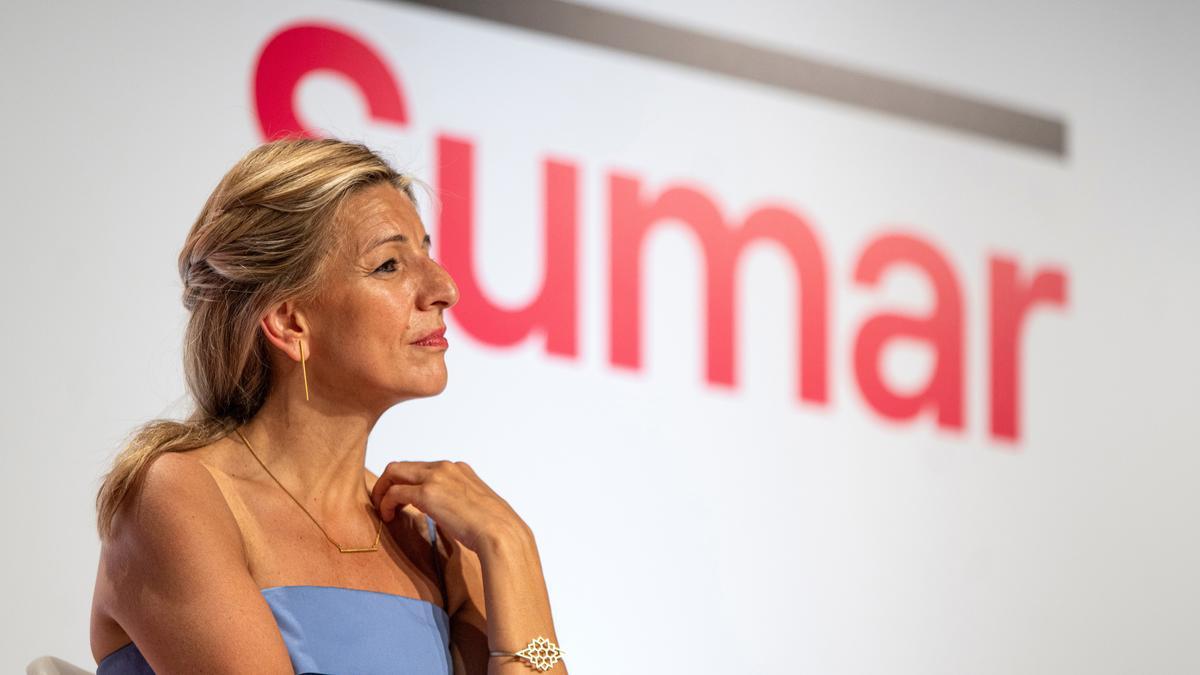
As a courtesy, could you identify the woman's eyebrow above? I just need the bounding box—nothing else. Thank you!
[362,232,432,254]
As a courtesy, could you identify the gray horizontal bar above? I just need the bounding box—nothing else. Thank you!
[395,0,1067,158]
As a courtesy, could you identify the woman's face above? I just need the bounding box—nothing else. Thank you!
[302,182,459,410]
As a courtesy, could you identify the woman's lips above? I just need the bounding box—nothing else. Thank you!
[413,336,448,348]
[410,326,448,348]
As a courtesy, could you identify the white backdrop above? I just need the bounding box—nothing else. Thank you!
[2,1,1199,672]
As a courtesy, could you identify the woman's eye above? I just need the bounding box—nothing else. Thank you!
[375,258,398,273]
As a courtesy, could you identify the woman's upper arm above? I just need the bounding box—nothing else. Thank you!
[446,536,489,675]
[103,452,293,674]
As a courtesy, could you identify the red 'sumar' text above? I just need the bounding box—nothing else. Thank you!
[254,23,1069,444]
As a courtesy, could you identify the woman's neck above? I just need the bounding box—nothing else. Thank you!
[233,387,381,515]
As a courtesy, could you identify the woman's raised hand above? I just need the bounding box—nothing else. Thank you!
[369,460,527,552]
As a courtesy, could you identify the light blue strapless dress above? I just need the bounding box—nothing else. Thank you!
[97,514,452,674]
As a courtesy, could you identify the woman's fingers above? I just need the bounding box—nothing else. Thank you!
[369,458,525,552]
[377,483,421,522]
[370,460,436,512]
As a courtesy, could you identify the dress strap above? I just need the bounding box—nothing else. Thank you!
[425,513,450,615]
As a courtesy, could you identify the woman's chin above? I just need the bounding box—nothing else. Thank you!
[396,376,449,400]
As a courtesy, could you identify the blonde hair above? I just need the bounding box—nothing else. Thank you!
[95,137,424,541]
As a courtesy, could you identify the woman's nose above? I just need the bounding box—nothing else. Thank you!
[421,258,459,310]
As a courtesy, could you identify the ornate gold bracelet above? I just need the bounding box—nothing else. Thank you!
[488,635,565,671]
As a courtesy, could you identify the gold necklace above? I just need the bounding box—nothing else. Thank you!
[234,427,384,553]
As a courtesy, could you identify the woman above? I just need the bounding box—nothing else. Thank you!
[90,138,567,674]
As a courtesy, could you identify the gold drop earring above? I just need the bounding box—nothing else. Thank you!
[297,339,310,401]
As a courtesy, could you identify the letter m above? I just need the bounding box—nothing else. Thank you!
[608,173,828,404]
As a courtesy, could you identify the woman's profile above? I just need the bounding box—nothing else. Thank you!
[89,138,567,674]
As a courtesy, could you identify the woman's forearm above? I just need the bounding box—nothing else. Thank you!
[478,525,569,675]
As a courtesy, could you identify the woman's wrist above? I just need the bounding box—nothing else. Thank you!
[477,519,535,561]
[475,523,565,673]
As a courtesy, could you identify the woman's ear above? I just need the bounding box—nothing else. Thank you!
[260,299,310,363]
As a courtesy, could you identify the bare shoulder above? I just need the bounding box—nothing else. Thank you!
[93,451,291,671]
[103,451,246,577]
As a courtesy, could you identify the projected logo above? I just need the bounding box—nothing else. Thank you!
[252,22,1068,445]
